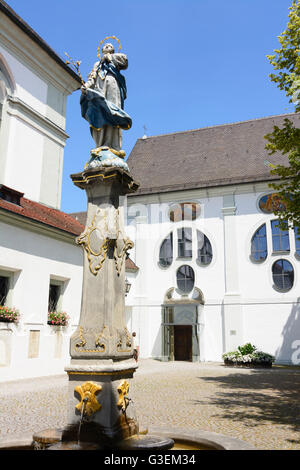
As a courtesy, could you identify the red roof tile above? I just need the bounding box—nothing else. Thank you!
[0,190,84,236]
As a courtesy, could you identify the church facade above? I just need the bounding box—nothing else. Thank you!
[124,113,300,365]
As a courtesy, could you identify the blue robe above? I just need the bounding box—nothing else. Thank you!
[80,61,132,132]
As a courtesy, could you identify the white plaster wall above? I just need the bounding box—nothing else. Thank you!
[4,116,44,201]
[0,221,83,381]
[200,305,224,362]
[0,44,47,115]
[0,42,70,208]
[243,302,300,364]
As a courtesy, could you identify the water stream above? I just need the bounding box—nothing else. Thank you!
[77,397,88,445]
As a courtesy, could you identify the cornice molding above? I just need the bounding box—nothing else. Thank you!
[126,181,279,206]
[7,95,68,146]
[0,15,80,94]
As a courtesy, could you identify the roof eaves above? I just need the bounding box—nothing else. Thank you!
[128,173,280,196]
[0,0,82,85]
[0,203,83,237]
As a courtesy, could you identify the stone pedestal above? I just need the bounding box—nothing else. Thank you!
[64,166,140,443]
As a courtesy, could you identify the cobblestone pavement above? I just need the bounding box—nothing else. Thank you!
[0,360,300,450]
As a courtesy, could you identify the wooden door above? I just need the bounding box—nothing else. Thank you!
[174,325,192,361]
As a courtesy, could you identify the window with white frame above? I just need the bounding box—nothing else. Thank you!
[159,228,213,267]
[48,279,64,313]
[159,232,173,267]
[251,224,267,262]
[272,259,294,292]
[250,219,298,292]
[177,227,193,258]
[0,275,9,306]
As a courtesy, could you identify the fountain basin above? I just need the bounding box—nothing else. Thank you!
[0,426,255,450]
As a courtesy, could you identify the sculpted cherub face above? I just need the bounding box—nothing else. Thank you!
[102,43,115,55]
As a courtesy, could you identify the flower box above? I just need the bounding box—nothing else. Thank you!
[0,306,20,324]
[223,359,273,369]
[47,311,69,327]
[222,343,275,369]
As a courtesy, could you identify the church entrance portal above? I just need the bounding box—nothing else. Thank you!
[174,325,192,361]
[161,303,201,362]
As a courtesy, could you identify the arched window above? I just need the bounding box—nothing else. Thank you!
[272,259,294,292]
[197,231,213,265]
[271,220,290,252]
[176,265,195,293]
[159,233,173,267]
[251,224,267,262]
[177,227,192,258]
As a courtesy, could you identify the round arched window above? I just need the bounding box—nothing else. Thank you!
[176,265,195,293]
[159,233,173,267]
[272,259,294,292]
[251,224,267,262]
[197,230,213,265]
[169,202,201,222]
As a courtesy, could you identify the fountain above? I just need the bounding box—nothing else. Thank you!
[1,38,255,452]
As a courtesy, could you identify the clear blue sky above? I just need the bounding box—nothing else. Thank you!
[6,0,294,213]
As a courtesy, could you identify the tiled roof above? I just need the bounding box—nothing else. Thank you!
[127,113,300,195]
[0,188,84,236]
[69,211,87,227]
[125,257,139,272]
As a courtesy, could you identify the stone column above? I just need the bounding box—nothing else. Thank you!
[64,166,140,443]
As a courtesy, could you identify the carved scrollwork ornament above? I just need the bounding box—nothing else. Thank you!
[117,327,132,352]
[114,235,134,276]
[76,210,109,276]
[75,327,87,348]
[95,326,107,350]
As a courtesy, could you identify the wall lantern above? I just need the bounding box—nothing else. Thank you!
[125,278,131,296]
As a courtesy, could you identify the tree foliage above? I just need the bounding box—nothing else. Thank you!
[265,0,300,230]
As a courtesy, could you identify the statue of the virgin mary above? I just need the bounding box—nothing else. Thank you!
[80,38,131,166]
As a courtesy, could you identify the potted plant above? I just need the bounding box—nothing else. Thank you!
[0,306,20,323]
[223,342,275,368]
[47,311,69,326]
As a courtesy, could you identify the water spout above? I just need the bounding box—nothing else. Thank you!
[77,397,88,445]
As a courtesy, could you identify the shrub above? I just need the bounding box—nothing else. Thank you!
[223,343,275,367]
[237,342,256,355]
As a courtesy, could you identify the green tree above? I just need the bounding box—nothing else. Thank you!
[265,0,300,230]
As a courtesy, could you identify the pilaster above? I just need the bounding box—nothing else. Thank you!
[222,194,243,352]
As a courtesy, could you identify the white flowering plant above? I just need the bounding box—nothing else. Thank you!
[223,343,275,367]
